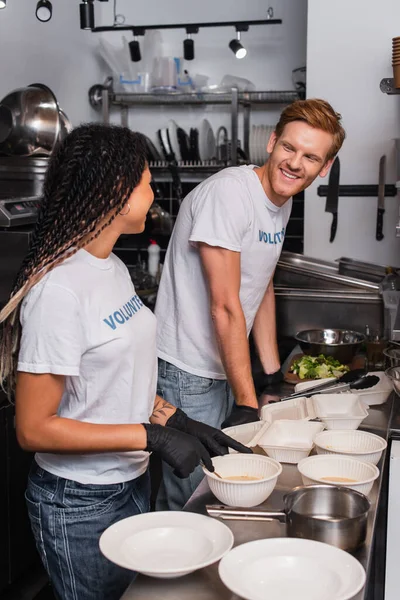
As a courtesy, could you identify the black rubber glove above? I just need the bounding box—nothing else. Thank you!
[143,423,214,478]
[221,404,260,429]
[166,408,253,456]
[253,369,283,395]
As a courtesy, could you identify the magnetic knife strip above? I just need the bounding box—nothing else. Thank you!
[318,184,397,197]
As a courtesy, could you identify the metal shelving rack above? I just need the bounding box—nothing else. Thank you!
[98,84,302,166]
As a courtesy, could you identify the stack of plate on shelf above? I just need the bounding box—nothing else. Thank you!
[157,118,216,163]
[249,124,274,165]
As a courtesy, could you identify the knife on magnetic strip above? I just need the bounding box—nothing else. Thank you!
[376,155,386,241]
[325,156,340,243]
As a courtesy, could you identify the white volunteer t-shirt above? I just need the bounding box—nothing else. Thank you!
[155,165,292,379]
[18,249,157,484]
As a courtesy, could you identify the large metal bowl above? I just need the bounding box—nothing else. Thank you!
[294,328,366,364]
[0,83,61,156]
[385,366,400,397]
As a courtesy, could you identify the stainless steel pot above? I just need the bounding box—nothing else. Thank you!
[0,83,61,156]
[207,484,370,552]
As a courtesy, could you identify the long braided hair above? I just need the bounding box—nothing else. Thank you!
[0,123,148,397]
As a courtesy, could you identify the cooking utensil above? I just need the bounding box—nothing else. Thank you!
[147,202,173,236]
[207,483,370,552]
[281,374,379,401]
[292,368,367,397]
[294,328,366,363]
[376,155,386,241]
[0,83,61,156]
[325,156,340,242]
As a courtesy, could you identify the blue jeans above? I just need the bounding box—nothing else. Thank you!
[26,460,150,600]
[156,358,234,511]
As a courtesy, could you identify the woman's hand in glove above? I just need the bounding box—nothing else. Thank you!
[166,408,253,456]
[221,403,260,429]
[143,423,214,478]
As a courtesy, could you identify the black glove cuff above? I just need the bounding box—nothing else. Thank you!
[232,404,259,416]
[165,407,189,432]
[142,422,162,452]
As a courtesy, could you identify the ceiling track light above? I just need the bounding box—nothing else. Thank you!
[183,26,198,61]
[0,0,6,9]
[80,0,95,30]
[35,0,52,22]
[129,27,144,62]
[229,27,248,59]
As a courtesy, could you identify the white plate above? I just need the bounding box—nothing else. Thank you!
[167,119,181,161]
[198,118,216,161]
[99,511,233,578]
[250,125,257,163]
[219,537,366,600]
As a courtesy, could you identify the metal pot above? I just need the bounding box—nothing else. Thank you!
[147,202,173,236]
[207,484,370,552]
[0,83,61,156]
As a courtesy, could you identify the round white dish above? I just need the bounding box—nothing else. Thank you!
[297,454,379,495]
[314,430,387,465]
[202,453,282,507]
[198,118,216,161]
[99,511,233,578]
[167,119,181,161]
[218,537,366,600]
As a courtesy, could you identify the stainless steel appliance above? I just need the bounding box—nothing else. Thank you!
[0,197,41,227]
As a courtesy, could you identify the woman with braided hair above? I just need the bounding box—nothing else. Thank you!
[0,123,249,600]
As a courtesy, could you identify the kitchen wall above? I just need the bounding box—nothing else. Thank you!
[306,0,400,267]
[0,0,103,124]
[0,0,307,159]
[97,0,307,144]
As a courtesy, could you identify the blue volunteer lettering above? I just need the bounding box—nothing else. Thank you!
[103,294,144,330]
[258,227,285,245]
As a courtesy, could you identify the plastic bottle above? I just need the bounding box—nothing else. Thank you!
[147,239,160,279]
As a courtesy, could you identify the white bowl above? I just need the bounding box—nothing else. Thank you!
[297,454,379,495]
[350,371,392,405]
[219,537,366,600]
[202,454,282,507]
[257,419,325,464]
[314,430,387,465]
[311,394,369,430]
[99,511,234,578]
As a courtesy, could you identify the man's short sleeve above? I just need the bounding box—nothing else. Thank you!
[17,282,84,376]
[189,178,251,251]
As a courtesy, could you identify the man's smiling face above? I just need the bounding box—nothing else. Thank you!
[265,121,334,206]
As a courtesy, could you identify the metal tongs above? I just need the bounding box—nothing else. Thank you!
[281,370,379,402]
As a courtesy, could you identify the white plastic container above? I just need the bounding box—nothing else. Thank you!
[350,371,392,406]
[202,454,282,508]
[147,239,160,278]
[297,454,380,495]
[261,398,310,423]
[257,420,325,464]
[294,377,334,394]
[314,430,387,465]
[311,394,369,430]
[222,421,265,454]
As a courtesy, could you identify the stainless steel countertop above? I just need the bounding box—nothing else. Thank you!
[121,388,394,600]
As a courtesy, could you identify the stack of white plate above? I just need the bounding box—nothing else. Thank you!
[249,125,274,165]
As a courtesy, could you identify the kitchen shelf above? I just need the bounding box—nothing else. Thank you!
[112,90,302,106]
[92,80,302,165]
[380,78,400,95]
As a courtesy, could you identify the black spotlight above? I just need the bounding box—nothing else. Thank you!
[183,36,194,61]
[80,0,94,30]
[229,31,247,59]
[35,0,52,22]
[129,38,141,62]
[0,0,6,9]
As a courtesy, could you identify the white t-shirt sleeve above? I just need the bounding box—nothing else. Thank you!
[189,178,251,251]
[18,282,84,376]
